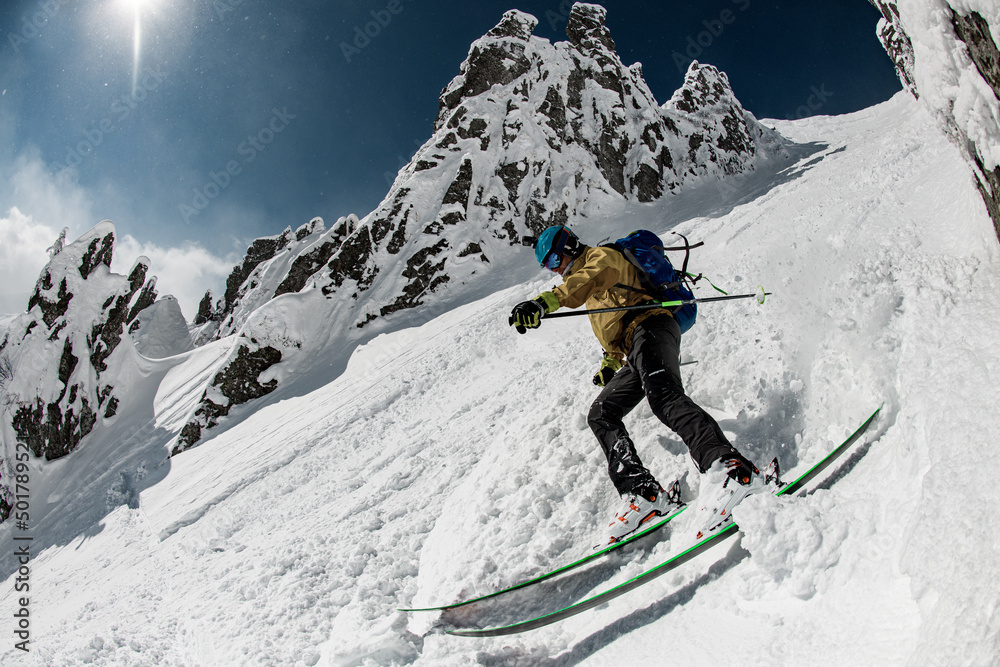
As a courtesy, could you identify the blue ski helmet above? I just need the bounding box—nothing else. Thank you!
[534,225,580,267]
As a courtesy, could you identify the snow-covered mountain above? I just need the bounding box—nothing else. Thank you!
[129,296,193,360]
[170,3,788,452]
[0,3,790,497]
[3,90,998,666]
[2,1,1000,665]
[0,223,158,511]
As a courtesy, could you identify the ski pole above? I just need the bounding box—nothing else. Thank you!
[543,287,770,320]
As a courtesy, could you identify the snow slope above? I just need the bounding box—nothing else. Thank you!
[3,92,999,666]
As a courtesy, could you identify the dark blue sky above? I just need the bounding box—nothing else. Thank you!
[0,0,899,313]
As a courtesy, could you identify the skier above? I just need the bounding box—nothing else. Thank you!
[509,225,767,544]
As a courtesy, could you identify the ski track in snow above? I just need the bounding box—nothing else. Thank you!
[3,93,1000,666]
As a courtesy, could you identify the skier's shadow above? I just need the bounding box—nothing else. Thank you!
[531,433,879,666]
[473,540,750,667]
[439,525,681,631]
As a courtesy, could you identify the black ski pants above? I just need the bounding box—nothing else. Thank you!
[588,314,739,497]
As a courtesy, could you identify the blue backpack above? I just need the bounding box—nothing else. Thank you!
[610,230,702,334]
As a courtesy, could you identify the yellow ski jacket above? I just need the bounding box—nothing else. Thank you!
[549,245,672,361]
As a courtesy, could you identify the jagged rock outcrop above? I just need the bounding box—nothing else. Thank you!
[951,9,1000,232]
[174,342,282,454]
[274,215,354,297]
[173,3,788,452]
[871,1,919,97]
[201,218,328,337]
[0,222,158,518]
[870,1,1000,241]
[194,291,219,327]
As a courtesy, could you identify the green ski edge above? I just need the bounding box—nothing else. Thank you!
[447,524,739,638]
[777,404,882,497]
[446,405,882,638]
[399,506,688,613]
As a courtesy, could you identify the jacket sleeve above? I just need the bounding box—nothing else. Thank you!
[551,248,623,309]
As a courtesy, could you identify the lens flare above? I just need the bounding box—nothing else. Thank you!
[120,0,148,97]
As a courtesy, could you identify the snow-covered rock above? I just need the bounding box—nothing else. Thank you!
[129,296,193,359]
[194,217,328,340]
[870,0,1000,239]
[173,3,789,452]
[0,222,157,517]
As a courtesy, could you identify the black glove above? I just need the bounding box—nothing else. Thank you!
[593,355,623,386]
[508,299,546,334]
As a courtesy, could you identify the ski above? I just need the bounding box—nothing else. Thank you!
[399,504,687,612]
[446,405,881,637]
[776,405,881,497]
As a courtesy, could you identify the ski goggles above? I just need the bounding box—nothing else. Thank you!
[542,250,563,270]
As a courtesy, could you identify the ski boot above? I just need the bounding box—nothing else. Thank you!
[598,480,683,548]
[692,456,780,540]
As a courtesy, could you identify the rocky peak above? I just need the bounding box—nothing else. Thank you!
[436,11,537,129]
[1,222,157,512]
[565,3,616,54]
[485,9,536,40]
[668,62,740,114]
[190,217,328,344]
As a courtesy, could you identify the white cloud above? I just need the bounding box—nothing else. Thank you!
[0,207,234,323]
[0,206,60,316]
[5,147,96,238]
[0,147,235,323]
[0,147,96,317]
[111,234,234,323]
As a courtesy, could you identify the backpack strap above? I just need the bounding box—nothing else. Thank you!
[663,232,703,277]
[688,271,729,295]
[659,239,705,252]
[604,243,660,297]
[659,235,729,294]
[608,240,688,296]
